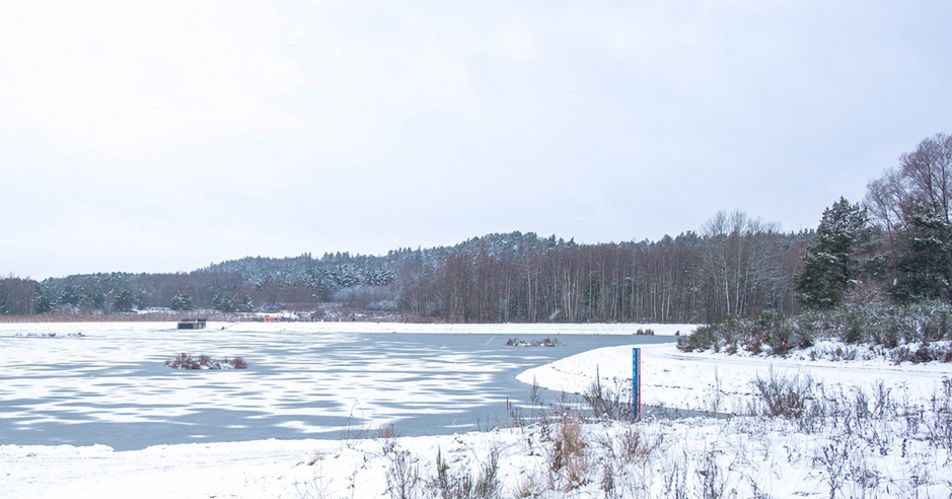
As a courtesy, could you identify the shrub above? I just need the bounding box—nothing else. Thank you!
[751,370,814,419]
[550,415,585,474]
[766,320,794,356]
[696,447,728,499]
[473,447,500,498]
[385,447,420,499]
[677,324,717,352]
[843,311,864,344]
[926,378,952,449]
[813,435,852,499]
[620,428,663,464]
[582,369,629,421]
[506,337,561,347]
[165,353,248,369]
[431,448,473,499]
[676,301,952,361]
[166,353,199,369]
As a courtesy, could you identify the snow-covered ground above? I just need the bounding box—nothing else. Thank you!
[519,340,952,414]
[4,322,952,498]
[4,402,950,498]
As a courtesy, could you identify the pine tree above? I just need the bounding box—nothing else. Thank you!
[35,285,55,314]
[892,201,952,302]
[213,294,231,312]
[170,293,193,311]
[112,289,140,313]
[797,197,871,309]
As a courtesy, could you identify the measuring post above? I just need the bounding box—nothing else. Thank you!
[632,347,641,422]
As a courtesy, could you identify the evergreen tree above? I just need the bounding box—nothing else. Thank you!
[170,293,193,311]
[213,293,237,312]
[892,201,952,302]
[112,289,140,312]
[59,285,83,307]
[35,285,55,314]
[237,296,254,313]
[797,197,871,309]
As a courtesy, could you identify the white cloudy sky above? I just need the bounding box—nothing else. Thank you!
[1,1,950,278]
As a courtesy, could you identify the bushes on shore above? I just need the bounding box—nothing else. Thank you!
[678,301,952,361]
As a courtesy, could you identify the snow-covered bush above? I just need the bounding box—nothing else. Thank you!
[678,301,952,362]
[926,378,952,449]
[505,337,561,347]
[165,353,247,369]
[750,370,814,418]
[14,332,84,338]
[582,371,630,421]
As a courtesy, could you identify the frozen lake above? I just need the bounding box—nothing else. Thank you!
[0,324,674,450]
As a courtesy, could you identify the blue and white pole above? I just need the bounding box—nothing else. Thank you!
[632,347,641,422]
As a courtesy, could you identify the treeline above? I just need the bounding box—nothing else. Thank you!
[0,277,40,316]
[392,227,807,323]
[4,253,395,316]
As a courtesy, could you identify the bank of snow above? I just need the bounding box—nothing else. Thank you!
[518,341,952,413]
[5,409,951,498]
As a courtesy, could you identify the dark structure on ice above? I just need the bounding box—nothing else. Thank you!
[176,318,207,330]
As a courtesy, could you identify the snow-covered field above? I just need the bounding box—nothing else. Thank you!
[4,322,952,498]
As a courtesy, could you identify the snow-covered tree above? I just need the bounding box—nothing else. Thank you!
[112,289,140,313]
[212,293,237,313]
[892,201,952,302]
[797,197,871,309]
[170,293,193,311]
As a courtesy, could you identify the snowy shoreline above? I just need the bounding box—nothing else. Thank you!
[0,320,695,336]
[4,323,952,497]
[518,341,952,414]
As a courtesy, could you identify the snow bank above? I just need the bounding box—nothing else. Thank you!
[518,342,952,413]
[4,414,950,498]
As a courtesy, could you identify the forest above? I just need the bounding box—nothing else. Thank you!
[0,225,808,323]
[1,133,949,325]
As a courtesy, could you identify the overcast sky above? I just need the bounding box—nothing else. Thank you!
[1,1,950,279]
